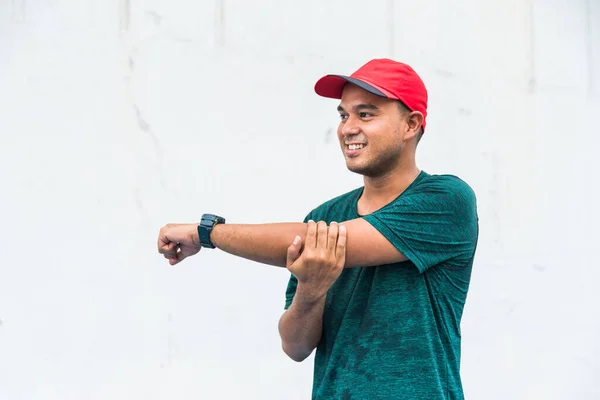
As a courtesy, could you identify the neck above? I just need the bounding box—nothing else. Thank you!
[358,156,420,215]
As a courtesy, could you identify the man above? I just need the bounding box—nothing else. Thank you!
[158,58,479,399]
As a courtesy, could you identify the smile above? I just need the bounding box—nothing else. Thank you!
[347,144,365,150]
[344,143,366,157]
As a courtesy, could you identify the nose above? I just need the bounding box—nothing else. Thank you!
[341,115,361,136]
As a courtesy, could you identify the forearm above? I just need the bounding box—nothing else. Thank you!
[211,222,307,267]
[278,287,325,362]
[209,218,407,269]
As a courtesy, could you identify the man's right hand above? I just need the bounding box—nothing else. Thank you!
[286,221,347,304]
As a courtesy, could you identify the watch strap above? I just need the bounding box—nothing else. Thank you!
[198,214,225,249]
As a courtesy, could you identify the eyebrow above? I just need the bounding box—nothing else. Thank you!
[337,103,380,113]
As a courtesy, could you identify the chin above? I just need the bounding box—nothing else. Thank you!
[346,160,392,178]
[346,162,373,176]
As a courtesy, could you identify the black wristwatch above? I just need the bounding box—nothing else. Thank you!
[197,214,226,249]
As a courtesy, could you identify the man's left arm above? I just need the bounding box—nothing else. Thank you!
[158,179,477,269]
[157,219,407,268]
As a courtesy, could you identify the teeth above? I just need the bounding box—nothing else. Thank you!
[348,144,365,150]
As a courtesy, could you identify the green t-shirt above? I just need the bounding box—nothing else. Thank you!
[284,171,479,400]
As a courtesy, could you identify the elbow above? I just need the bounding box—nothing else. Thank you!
[282,342,311,362]
[278,311,317,362]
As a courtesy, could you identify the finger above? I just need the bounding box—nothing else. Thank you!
[305,220,317,248]
[327,221,339,251]
[160,241,178,257]
[173,250,188,265]
[286,235,303,268]
[158,226,178,255]
[336,225,347,267]
[166,255,177,265]
[157,226,173,254]
[316,221,328,249]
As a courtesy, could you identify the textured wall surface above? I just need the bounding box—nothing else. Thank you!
[1,1,599,399]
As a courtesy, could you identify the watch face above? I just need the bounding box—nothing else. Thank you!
[198,214,225,248]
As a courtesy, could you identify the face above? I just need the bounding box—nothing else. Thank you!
[336,84,416,177]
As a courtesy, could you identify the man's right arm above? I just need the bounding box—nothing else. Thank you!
[278,286,325,362]
[277,222,346,362]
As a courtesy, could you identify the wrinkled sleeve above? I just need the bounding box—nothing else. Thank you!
[363,177,478,273]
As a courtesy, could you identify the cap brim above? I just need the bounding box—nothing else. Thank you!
[314,75,387,99]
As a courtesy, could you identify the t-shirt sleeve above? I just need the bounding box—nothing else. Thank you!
[284,212,313,309]
[362,176,478,273]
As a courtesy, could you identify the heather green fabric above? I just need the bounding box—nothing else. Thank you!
[284,171,479,399]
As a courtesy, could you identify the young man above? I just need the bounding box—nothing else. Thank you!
[157,59,479,399]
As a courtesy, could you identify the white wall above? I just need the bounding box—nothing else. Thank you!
[1,1,599,399]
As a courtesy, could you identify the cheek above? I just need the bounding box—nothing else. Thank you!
[363,122,399,150]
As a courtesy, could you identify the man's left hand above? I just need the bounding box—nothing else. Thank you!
[157,223,201,265]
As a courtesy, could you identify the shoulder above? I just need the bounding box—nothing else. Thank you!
[412,172,477,204]
[304,187,363,222]
[380,172,477,217]
[416,172,475,193]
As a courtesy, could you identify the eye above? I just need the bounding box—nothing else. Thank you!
[339,113,348,121]
[359,112,373,119]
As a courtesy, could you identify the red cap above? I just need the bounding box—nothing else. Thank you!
[314,58,428,132]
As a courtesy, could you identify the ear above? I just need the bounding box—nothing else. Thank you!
[405,111,424,140]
